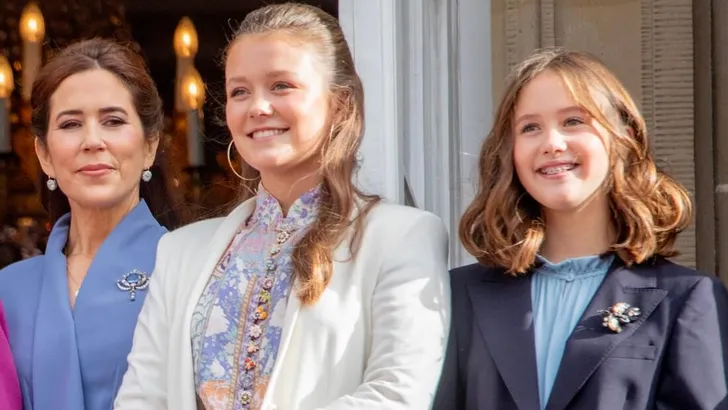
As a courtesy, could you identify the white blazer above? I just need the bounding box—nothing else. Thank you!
[114,198,451,410]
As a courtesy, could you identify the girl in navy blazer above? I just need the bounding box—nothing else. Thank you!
[435,48,728,410]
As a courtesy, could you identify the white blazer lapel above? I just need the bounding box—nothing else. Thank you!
[177,198,257,392]
[261,286,302,408]
[261,234,354,409]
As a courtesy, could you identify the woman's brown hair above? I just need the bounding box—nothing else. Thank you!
[460,48,692,274]
[31,38,186,229]
[225,3,380,305]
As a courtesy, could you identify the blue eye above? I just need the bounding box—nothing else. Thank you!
[521,123,539,133]
[564,117,584,126]
[272,82,293,90]
[229,88,247,98]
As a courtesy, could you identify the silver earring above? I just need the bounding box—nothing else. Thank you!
[46,177,57,191]
[141,169,152,182]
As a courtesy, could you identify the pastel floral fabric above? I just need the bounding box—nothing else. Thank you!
[191,184,321,409]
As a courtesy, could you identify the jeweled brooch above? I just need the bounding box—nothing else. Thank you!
[598,302,641,333]
[117,269,150,301]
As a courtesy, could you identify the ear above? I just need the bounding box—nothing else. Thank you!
[143,135,160,170]
[34,138,55,177]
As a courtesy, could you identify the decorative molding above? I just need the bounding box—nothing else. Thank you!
[711,0,728,281]
[641,0,695,267]
[540,0,556,47]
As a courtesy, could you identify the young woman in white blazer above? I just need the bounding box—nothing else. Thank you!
[114,3,451,410]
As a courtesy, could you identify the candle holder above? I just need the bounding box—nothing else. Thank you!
[174,17,198,113]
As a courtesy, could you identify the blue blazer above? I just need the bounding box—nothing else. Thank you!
[434,256,728,410]
[0,200,167,410]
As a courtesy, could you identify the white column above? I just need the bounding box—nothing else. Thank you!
[453,0,494,267]
[339,0,403,204]
[339,0,493,268]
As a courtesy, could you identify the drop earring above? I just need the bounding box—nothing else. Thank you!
[46,177,57,191]
[141,169,152,182]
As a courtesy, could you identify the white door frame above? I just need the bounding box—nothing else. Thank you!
[339,0,493,268]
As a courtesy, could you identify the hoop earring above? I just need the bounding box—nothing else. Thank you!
[226,140,256,181]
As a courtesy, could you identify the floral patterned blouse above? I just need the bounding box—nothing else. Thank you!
[191,184,321,410]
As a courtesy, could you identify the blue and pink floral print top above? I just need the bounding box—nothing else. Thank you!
[191,184,321,409]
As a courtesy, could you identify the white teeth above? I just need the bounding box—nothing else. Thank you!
[539,164,576,175]
[251,129,286,139]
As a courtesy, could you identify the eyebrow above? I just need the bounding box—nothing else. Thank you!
[514,105,585,125]
[55,106,129,121]
[226,70,297,86]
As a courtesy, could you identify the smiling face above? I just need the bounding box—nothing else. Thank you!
[512,70,611,214]
[36,68,157,210]
[224,33,331,183]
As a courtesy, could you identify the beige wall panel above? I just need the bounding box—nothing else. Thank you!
[491,0,696,266]
[492,0,540,104]
[554,0,643,106]
[639,0,695,267]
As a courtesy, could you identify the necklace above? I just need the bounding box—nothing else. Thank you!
[66,266,82,299]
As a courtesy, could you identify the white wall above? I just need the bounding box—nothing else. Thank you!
[339,0,493,268]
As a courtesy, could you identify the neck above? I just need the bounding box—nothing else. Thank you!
[65,196,140,257]
[260,170,321,214]
[540,194,614,263]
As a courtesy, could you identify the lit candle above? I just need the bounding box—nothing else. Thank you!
[182,68,206,167]
[173,17,198,113]
[0,55,13,153]
[19,2,45,102]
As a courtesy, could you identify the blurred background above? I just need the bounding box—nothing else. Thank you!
[0,0,336,266]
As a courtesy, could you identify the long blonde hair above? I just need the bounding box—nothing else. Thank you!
[459,49,692,274]
[225,3,380,304]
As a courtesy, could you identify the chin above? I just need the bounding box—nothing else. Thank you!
[533,194,587,214]
[69,188,137,211]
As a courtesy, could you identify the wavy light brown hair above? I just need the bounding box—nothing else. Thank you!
[460,48,692,274]
[225,3,380,304]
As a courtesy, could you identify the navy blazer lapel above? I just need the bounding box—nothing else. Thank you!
[32,218,84,410]
[545,260,667,410]
[468,268,541,410]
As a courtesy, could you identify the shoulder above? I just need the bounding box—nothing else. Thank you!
[358,202,449,264]
[157,217,226,254]
[0,256,44,300]
[0,256,43,279]
[450,262,505,286]
[641,257,722,297]
[353,202,449,276]
[362,201,446,237]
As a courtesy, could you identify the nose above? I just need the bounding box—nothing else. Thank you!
[542,127,567,155]
[248,94,273,118]
[80,122,105,151]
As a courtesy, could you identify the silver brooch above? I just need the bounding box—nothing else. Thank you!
[598,302,641,333]
[117,269,150,301]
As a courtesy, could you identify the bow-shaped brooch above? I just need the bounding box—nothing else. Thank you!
[117,269,150,302]
[598,302,641,333]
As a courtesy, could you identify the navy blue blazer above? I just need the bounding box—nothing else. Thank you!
[0,200,167,410]
[434,256,728,410]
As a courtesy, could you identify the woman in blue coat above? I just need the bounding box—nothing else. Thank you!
[0,38,185,410]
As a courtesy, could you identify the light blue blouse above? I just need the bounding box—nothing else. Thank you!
[531,254,613,409]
